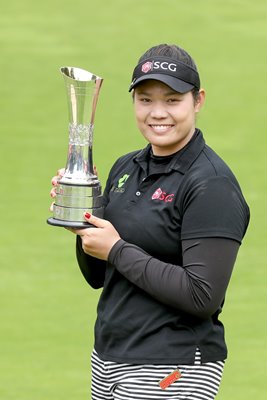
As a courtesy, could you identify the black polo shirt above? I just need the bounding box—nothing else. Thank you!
[76,129,250,364]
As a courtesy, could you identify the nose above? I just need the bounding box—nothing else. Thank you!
[150,102,168,119]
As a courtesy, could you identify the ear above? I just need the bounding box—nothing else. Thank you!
[195,88,206,113]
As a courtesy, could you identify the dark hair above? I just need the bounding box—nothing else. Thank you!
[138,44,200,102]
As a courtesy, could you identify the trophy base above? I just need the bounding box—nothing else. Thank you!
[47,217,94,229]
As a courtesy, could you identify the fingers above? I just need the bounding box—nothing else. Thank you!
[49,201,55,212]
[51,176,58,186]
[69,212,120,260]
[64,214,108,236]
[50,168,65,194]
[49,168,65,212]
[71,228,88,236]
[84,212,108,228]
[50,187,56,198]
[65,227,84,234]
[51,168,65,186]
[49,187,56,211]
[57,168,65,177]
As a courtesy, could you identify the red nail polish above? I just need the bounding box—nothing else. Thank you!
[84,212,91,219]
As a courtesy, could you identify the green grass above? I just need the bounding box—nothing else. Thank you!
[1,0,266,398]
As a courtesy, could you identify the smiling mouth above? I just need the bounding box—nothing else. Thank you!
[149,124,174,133]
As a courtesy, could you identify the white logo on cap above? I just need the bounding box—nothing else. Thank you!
[154,61,177,72]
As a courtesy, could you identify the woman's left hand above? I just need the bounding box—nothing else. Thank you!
[68,213,121,261]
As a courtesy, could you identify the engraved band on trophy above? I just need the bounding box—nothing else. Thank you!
[47,66,103,228]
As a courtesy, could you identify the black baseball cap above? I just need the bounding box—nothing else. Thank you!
[129,56,200,93]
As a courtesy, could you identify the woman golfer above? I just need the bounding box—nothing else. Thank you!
[51,43,250,399]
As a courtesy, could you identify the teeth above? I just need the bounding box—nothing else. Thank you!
[150,125,172,132]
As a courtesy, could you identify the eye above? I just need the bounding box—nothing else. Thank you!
[167,97,181,103]
[139,97,151,103]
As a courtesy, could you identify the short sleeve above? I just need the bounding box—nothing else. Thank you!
[181,176,250,243]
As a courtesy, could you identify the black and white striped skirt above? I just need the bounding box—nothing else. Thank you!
[91,348,225,399]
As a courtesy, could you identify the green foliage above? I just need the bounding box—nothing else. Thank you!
[1,0,266,398]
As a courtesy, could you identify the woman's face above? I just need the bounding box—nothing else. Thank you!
[133,80,205,156]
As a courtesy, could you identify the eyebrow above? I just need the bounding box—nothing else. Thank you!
[135,90,182,96]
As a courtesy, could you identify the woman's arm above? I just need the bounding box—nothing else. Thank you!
[76,235,107,289]
[108,237,240,319]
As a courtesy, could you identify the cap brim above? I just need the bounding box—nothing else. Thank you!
[129,74,194,94]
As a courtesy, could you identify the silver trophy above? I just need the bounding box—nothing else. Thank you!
[47,66,103,228]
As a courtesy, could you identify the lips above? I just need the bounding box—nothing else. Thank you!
[149,124,174,133]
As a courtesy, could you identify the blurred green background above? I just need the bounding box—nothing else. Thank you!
[0,0,266,398]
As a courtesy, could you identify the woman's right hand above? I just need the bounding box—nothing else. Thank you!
[49,168,65,211]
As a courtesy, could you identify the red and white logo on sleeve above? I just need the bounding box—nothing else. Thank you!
[152,188,174,203]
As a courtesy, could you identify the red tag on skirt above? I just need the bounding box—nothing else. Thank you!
[159,369,182,389]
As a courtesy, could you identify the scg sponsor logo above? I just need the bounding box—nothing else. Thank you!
[152,188,174,203]
[141,60,177,73]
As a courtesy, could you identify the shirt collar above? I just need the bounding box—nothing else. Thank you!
[134,129,206,174]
